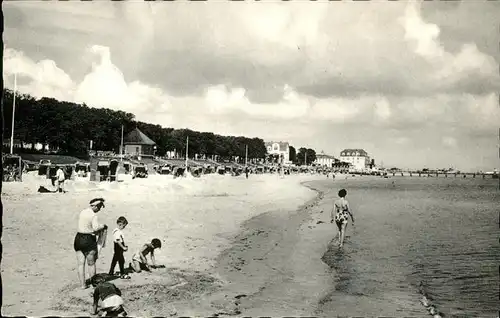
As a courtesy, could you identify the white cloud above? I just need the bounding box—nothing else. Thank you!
[374,98,392,121]
[3,0,500,171]
[442,136,458,148]
[394,137,410,145]
[400,0,499,91]
[3,48,75,101]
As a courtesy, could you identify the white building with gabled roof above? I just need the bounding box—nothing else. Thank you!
[265,141,291,164]
[340,148,371,171]
[315,151,336,167]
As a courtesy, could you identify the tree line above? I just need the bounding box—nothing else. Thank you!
[2,89,317,164]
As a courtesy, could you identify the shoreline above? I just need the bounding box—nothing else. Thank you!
[179,180,336,316]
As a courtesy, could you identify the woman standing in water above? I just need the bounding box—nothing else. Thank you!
[331,189,355,248]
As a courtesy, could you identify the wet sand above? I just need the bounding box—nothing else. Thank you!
[195,182,334,317]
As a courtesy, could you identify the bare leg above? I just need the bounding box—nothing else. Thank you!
[87,250,97,281]
[76,252,86,288]
[336,222,342,244]
[339,222,348,247]
[131,260,142,273]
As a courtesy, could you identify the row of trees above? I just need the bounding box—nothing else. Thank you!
[2,89,318,164]
[283,146,317,166]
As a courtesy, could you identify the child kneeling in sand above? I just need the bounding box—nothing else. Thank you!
[129,238,162,273]
[90,275,127,317]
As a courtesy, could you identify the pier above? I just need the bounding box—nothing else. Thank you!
[380,171,498,179]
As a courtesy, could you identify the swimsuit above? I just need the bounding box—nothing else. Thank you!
[133,244,153,263]
[74,233,97,254]
[334,200,350,225]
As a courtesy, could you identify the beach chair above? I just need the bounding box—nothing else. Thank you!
[160,165,171,175]
[97,161,110,181]
[109,160,119,182]
[217,166,225,175]
[133,165,148,178]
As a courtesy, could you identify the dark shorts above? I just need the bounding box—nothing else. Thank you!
[74,233,97,254]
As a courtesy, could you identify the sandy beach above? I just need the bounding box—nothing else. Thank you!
[5,173,497,317]
[2,172,329,316]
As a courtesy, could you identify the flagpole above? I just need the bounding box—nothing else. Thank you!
[120,125,124,162]
[245,145,248,167]
[10,72,17,155]
[185,136,189,168]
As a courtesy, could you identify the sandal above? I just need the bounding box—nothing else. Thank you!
[120,274,131,279]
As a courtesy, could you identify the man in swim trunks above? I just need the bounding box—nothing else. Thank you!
[331,189,355,248]
[74,198,108,288]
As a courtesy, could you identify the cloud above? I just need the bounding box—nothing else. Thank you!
[394,137,411,145]
[3,0,500,171]
[74,45,172,114]
[6,0,495,101]
[3,48,75,101]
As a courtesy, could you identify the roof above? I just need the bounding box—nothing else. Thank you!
[316,154,336,159]
[340,149,368,157]
[316,151,336,159]
[124,128,156,145]
[265,141,290,152]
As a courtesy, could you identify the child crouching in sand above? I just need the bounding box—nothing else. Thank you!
[90,275,127,317]
[129,238,162,273]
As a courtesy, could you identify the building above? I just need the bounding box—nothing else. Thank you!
[332,159,351,170]
[314,151,337,167]
[123,128,156,156]
[265,141,291,164]
[340,148,371,171]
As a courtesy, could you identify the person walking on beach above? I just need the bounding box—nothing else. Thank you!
[74,198,108,289]
[331,189,355,248]
[56,166,66,193]
[109,216,131,279]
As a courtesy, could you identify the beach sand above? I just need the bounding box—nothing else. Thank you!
[2,171,333,316]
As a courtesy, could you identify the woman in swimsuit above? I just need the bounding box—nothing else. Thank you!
[331,189,355,248]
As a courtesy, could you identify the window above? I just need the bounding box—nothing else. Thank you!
[273,144,279,151]
[136,147,140,154]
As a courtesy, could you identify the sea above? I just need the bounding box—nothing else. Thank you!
[312,176,499,318]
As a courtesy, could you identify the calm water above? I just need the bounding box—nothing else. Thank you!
[314,176,499,317]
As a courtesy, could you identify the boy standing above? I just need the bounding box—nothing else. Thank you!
[56,166,66,193]
[109,217,131,279]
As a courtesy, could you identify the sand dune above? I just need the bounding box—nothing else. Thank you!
[2,172,323,316]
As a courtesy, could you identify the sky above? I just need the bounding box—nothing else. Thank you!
[3,0,500,171]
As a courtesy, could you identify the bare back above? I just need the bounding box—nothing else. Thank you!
[334,198,349,215]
